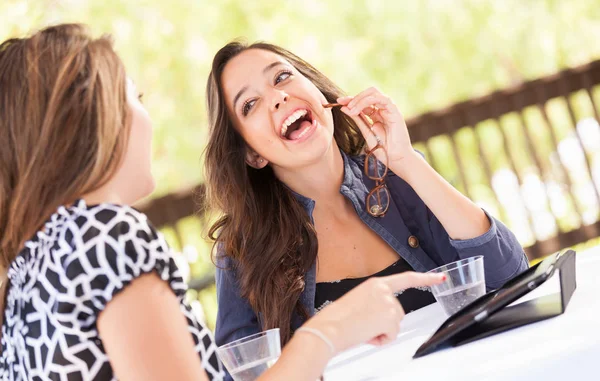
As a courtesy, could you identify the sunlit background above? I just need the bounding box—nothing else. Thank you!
[2,0,600,327]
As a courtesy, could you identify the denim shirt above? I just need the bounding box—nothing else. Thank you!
[214,151,528,355]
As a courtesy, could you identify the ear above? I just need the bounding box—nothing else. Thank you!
[245,149,269,169]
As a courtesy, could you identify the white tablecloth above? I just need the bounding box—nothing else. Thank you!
[323,248,600,381]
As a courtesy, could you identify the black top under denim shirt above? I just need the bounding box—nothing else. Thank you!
[215,150,529,381]
[314,258,437,314]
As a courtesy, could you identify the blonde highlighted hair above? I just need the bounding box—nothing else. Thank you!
[0,23,131,333]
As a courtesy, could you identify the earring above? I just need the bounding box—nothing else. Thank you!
[258,159,264,164]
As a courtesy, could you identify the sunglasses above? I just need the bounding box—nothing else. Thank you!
[324,102,390,217]
[364,142,390,217]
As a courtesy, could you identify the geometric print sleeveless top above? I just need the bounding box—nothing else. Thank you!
[0,200,224,381]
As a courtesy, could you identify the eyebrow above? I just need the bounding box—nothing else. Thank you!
[232,61,287,112]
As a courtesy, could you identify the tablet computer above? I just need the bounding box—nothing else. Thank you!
[414,250,574,358]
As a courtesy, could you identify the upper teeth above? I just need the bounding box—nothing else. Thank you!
[281,109,308,137]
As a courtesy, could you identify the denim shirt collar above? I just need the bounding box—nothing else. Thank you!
[287,150,369,213]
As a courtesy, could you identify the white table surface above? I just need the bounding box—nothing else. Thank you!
[323,248,600,381]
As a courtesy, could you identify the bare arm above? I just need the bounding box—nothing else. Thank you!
[97,272,209,381]
[259,332,332,381]
[259,272,445,381]
[98,271,442,381]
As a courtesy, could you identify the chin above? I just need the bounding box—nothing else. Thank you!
[291,133,335,168]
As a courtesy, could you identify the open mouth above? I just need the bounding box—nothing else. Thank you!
[280,109,315,141]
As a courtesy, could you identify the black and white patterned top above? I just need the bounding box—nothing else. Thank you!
[0,200,224,381]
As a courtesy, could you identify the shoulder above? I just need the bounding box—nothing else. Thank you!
[57,201,182,302]
[63,202,169,258]
[6,201,184,332]
[67,202,159,242]
[214,244,239,285]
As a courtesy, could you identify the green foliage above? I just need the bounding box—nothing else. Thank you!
[3,0,599,196]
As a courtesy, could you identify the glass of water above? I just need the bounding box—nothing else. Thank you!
[428,256,485,316]
[216,328,281,381]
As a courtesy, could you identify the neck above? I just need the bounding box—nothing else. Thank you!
[81,184,126,206]
[273,142,347,211]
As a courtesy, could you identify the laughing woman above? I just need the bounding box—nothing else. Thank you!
[205,41,529,370]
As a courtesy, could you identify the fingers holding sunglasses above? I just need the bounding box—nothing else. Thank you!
[341,106,384,151]
[347,88,398,116]
[348,96,401,133]
[342,87,415,170]
[337,98,383,142]
[367,119,387,148]
[342,89,407,143]
[337,95,383,123]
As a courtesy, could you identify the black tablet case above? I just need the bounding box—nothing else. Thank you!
[416,250,577,356]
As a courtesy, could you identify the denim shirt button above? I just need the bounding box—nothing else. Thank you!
[408,235,420,248]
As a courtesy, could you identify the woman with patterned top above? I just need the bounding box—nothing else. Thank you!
[0,24,446,381]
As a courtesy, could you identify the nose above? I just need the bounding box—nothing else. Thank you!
[272,91,289,111]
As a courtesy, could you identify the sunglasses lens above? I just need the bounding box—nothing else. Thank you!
[367,186,390,216]
[365,148,388,180]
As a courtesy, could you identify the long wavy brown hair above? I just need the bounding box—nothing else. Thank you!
[0,24,130,335]
[205,41,366,344]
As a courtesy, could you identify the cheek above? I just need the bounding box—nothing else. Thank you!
[300,78,327,102]
[131,105,152,143]
[127,104,153,168]
[241,128,277,157]
[238,113,275,144]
